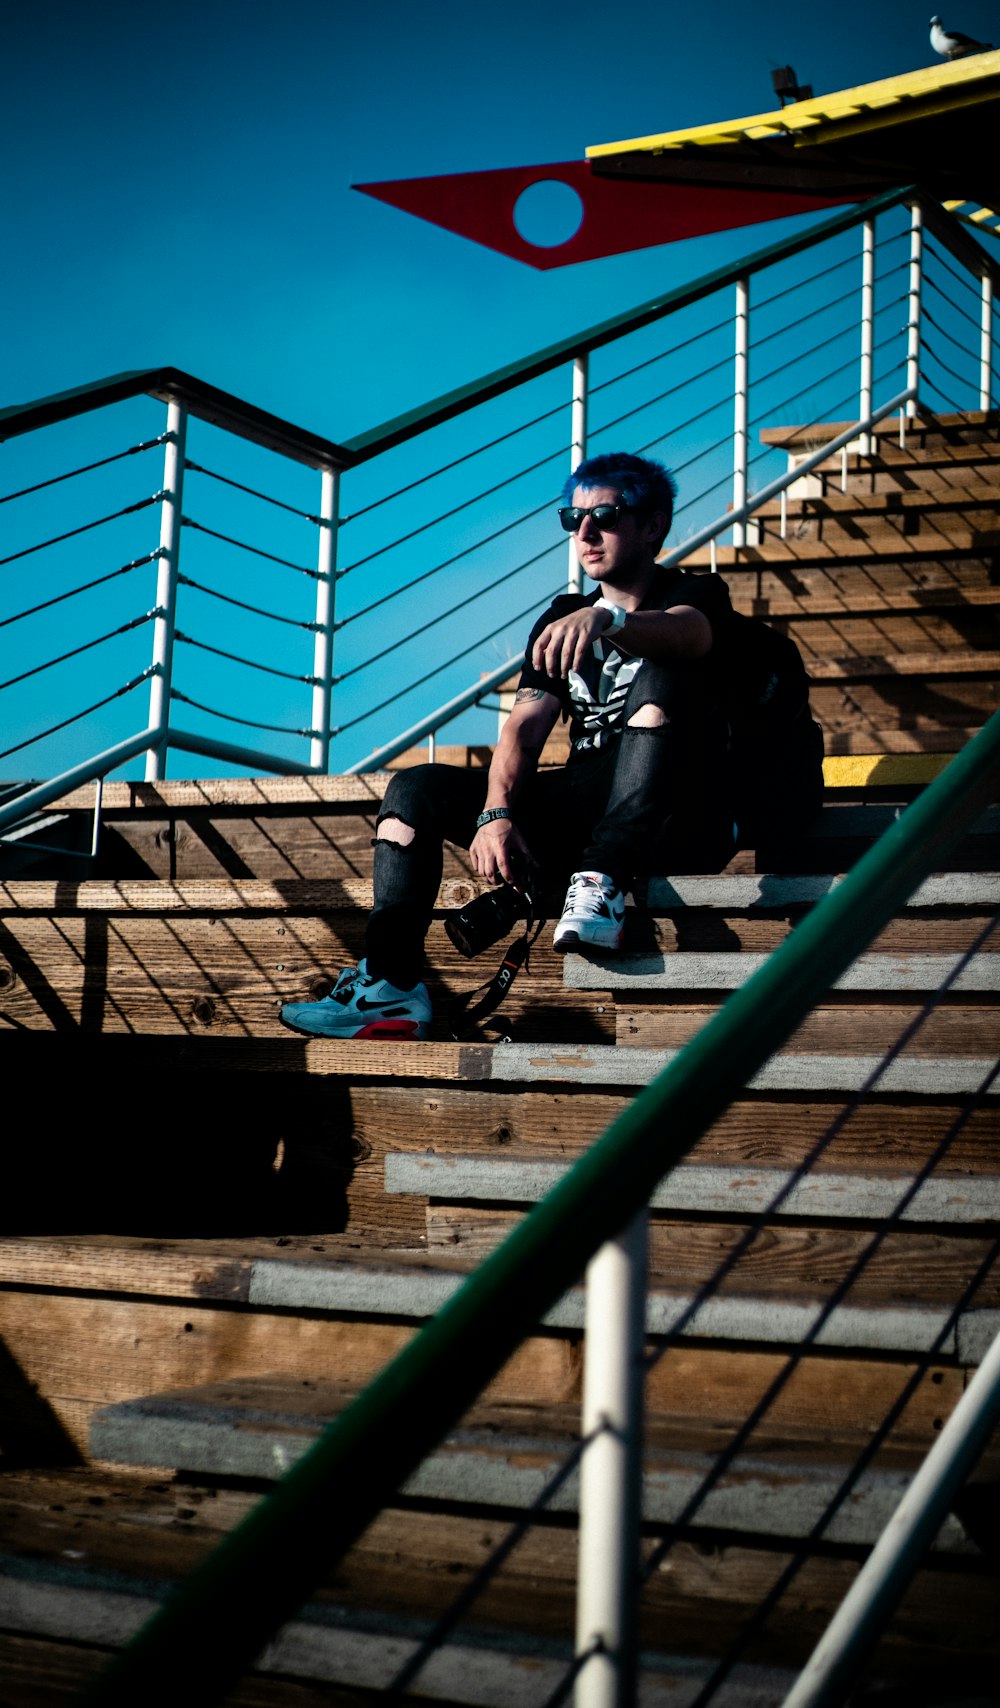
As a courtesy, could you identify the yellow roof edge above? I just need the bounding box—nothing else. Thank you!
[586,49,1000,159]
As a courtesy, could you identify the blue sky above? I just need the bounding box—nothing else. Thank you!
[9,0,994,434]
[3,0,997,779]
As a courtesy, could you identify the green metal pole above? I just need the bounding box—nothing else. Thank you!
[81,708,1000,1708]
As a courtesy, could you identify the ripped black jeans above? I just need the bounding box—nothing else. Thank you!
[367,659,734,988]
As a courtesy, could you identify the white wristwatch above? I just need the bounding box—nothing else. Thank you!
[596,599,627,635]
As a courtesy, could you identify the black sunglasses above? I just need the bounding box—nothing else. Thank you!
[558,502,633,534]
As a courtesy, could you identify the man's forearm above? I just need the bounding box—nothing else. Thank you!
[484,723,544,810]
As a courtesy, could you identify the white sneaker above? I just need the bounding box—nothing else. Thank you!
[552,871,626,954]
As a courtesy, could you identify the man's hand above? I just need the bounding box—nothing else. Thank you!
[531,604,612,679]
[470,817,536,886]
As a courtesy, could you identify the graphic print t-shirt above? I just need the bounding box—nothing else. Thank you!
[517,567,734,753]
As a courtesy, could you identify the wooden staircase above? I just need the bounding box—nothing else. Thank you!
[1,411,999,1707]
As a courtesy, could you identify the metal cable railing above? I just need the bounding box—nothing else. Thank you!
[0,187,997,817]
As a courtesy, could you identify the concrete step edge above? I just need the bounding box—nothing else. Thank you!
[87,1391,974,1552]
[247,1254,999,1358]
[561,952,1000,994]
[385,1154,1000,1225]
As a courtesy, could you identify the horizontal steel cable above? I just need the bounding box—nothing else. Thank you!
[592,349,733,441]
[174,630,315,684]
[334,495,557,626]
[918,363,972,416]
[0,667,154,762]
[177,572,318,630]
[330,587,559,739]
[169,686,314,739]
[751,295,908,400]
[338,444,569,578]
[0,437,165,505]
[0,494,160,567]
[924,235,988,307]
[670,350,904,529]
[923,275,986,340]
[184,460,321,521]
[587,309,732,398]
[0,550,159,630]
[0,610,156,692]
[332,542,561,689]
[922,299,989,361]
[920,332,982,401]
[180,516,318,577]
[342,397,570,524]
[750,244,860,314]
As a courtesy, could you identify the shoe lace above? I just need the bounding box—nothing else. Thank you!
[331,965,362,1004]
[567,875,608,917]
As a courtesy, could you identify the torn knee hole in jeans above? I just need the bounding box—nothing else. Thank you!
[374,813,417,848]
[627,707,670,729]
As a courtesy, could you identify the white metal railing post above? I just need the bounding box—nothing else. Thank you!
[569,353,589,593]
[860,217,875,457]
[310,466,340,773]
[980,272,993,410]
[906,201,923,420]
[575,1207,648,1708]
[733,277,750,548]
[145,400,188,780]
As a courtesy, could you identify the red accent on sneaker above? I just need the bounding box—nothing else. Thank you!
[353,1018,424,1039]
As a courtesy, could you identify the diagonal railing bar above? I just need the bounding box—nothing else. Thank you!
[693,1205,1000,1708]
[79,708,1000,1708]
[781,1272,1000,1708]
[635,925,1000,1608]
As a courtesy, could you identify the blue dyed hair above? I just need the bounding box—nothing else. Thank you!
[561,452,678,547]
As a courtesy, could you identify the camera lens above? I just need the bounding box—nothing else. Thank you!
[445,883,531,959]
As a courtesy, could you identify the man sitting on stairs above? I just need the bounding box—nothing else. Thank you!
[281,451,737,1039]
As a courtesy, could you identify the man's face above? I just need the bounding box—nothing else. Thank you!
[568,485,663,588]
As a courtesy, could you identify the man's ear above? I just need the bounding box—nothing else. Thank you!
[641,509,667,544]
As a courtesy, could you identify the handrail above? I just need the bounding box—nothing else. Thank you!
[0,189,926,474]
[81,706,1000,1708]
[0,368,354,472]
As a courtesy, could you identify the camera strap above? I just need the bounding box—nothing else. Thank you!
[446,913,546,1038]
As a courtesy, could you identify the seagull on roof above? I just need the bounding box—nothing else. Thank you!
[929,15,993,57]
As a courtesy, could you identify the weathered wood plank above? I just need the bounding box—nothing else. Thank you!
[616,1001,1000,1058]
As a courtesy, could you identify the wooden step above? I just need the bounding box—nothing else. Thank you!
[86,1376,987,1554]
[755,480,1000,521]
[759,411,1000,455]
[6,1465,995,1702]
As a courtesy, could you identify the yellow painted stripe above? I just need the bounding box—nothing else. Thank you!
[823,753,955,788]
[587,50,1000,160]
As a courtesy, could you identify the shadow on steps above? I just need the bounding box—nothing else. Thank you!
[4,1066,358,1238]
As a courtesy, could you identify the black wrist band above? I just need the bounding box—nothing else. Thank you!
[476,807,511,829]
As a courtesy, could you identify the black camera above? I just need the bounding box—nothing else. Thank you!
[445,876,535,959]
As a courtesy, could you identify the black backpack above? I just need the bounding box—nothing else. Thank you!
[720,611,825,852]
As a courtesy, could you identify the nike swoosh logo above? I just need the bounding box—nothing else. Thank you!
[354,996,413,1015]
